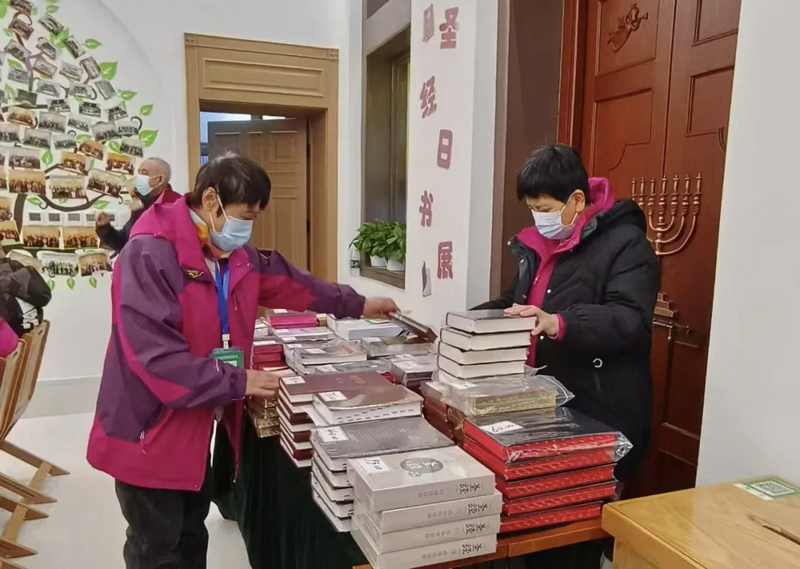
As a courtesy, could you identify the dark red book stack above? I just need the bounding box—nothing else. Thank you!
[265,309,319,329]
[253,337,285,368]
[419,381,456,441]
[462,407,631,533]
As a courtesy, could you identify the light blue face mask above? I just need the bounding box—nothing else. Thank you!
[209,197,253,251]
[134,174,155,196]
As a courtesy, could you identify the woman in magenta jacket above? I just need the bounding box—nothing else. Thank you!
[87,152,397,568]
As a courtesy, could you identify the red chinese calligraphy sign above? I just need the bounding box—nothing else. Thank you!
[437,241,453,279]
[419,191,434,227]
[439,7,459,49]
[419,76,437,119]
[437,129,453,169]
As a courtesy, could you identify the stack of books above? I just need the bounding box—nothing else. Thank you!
[389,354,437,391]
[274,326,335,345]
[301,359,393,380]
[462,407,631,533]
[361,336,433,359]
[252,336,285,369]
[311,384,423,427]
[437,310,535,382]
[277,371,390,468]
[310,417,454,533]
[328,316,404,341]
[265,309,319,330]
[348,445,501,569]
[284,339,368,374]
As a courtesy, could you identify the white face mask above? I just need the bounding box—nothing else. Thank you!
[531,194,578,240]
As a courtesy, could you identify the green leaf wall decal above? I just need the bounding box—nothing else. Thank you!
[4,84,15,99]
[139,130,158,147]
[0,6,7,18]
[140,104,153,116]
[42,149,53,166]
[89,277,97,288]
[108,140,122,153]
[46,4,58,13]
[54,28,69,48]
[6,59,21,70]
[84,38,102,49]
[119,90,137,101]
[48,279,55,291]
[66,277,75,290]
[94,200,109,210]
[99,61,118,81]
[27,196,43,206]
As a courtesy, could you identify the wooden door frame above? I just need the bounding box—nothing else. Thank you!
[185,33,339,281]
[557,0,589,149]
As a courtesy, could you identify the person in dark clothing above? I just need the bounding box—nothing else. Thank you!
[474,145,659,569]
[0,251,52,356]
[96,157,181,253]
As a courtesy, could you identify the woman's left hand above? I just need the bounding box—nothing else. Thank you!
[363,297,399,319]
[505,303,560,337]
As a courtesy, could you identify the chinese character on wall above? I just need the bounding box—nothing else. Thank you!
[437,129,453,169]
[423,4,435,42]
[440,7,459,49]
[419,76,437,118]
[437,241,453,279]
[419,191,434,227]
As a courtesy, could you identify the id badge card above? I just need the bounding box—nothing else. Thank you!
[210,347,244,368]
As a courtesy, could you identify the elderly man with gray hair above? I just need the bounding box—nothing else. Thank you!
[96,157,180,253]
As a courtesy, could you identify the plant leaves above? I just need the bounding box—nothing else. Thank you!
[84,38,101,49]
[47,279,55,291]
[46,4,58,13]
[54,27,69,47]
[138,130,158,147]
[0,6,7,19]
[6,59,21,70]
[94,200,109,211]
[107,140,121,153]
[75,134,91,143]
[99,61,118,81]
[26,195,43,206]
[42,149,53,166]
[139,104,153,116]
[66,277,75,290]
[46,0,60,4]
[89,276,97,288]
[119,90,137,101]
[4,84,14,99]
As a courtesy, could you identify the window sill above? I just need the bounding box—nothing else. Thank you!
[359,266,405,290]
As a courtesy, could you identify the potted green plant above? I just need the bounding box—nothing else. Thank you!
[385,222,406,272]
[351,222,386,268]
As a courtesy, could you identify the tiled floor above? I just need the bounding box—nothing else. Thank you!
[0,413,250,569]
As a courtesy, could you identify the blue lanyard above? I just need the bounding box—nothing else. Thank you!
[215,260,231,349]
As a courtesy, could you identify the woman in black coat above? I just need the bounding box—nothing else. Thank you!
[475,145,659,568]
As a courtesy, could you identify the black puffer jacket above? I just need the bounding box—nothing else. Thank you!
[475,189,659,482]
[0,257,51,335]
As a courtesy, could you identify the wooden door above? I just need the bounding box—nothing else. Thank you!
[575,0,740,495]
[207,119,308,269]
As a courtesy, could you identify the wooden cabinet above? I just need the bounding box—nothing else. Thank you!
[603,479,800,568]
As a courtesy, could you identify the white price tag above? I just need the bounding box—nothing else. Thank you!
[356,457,391,474]
[273,309,288,314]
[305,348,326,355]
[449,381,477,390]
[316,365,337,373]
[317,426,348,443]
[281,336,297,342]
[255,340,277,346]
[319,391,347,402]
[480,421,523,435]
[396,361,421,370]
[282,376,305,385]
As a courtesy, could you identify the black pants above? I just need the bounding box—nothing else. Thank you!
[115,466,213,569]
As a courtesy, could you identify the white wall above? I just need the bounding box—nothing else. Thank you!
[697,0,800,484]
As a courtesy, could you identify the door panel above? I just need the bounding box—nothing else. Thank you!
[207,119,308,270]
[581,0,674,196]
[577,0,741,496]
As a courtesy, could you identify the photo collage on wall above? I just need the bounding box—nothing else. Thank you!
[0,0,159,289]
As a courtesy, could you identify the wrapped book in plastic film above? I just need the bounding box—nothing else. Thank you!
[302,359,393,376]
[463,407,633,465]
[434,371,574,416]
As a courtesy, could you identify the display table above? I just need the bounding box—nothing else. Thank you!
[214,417,610,569]
[602,478,800,568]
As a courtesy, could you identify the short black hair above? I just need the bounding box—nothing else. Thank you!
[188,152,271,209]
[516,144,590,204]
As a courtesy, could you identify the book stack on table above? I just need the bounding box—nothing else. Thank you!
[348,445,502,569]
[462,407,631,533]
[327,316,405,341]
[360,336,434,359]
[277,371,391,469]
[310,417,454,534]
[265,308,320,330]
[283,338,368,374]
[388,354,437,392]
[436,310,536,385]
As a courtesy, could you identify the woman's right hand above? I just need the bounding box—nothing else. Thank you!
[245,370,280,399]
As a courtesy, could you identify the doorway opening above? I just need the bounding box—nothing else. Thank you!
[199,110,309,270]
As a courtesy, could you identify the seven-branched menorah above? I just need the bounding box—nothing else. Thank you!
[631,174,702,257]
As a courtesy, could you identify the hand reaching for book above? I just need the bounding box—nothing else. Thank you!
[245,370,280,399]
[363,297,399,319]
[504,304,560,338]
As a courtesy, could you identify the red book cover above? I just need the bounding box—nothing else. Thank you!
[281,427,312,444]
[502,481,617,516]
[463,438,618,481]
[464,407,629,463]
[280,371,390,403]
[281,434,313,461]
[495,465,617,499]
[277,397,310,424]
[266,309,318,329]
[253,338,283,354]
[499,502,603,533]
[253,352,284,364]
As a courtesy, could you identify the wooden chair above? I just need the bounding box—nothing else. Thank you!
[0,321,69,500]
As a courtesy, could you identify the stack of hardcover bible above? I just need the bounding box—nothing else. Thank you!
[462,407,631,533]
[283,338,368,374]
[348,445,502,569]
[277,371,390,468]
[436,310,535,383]
[265,309,320,330]
[327,316,405,340]
[310,417,454,533]
[389,354,437,392]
